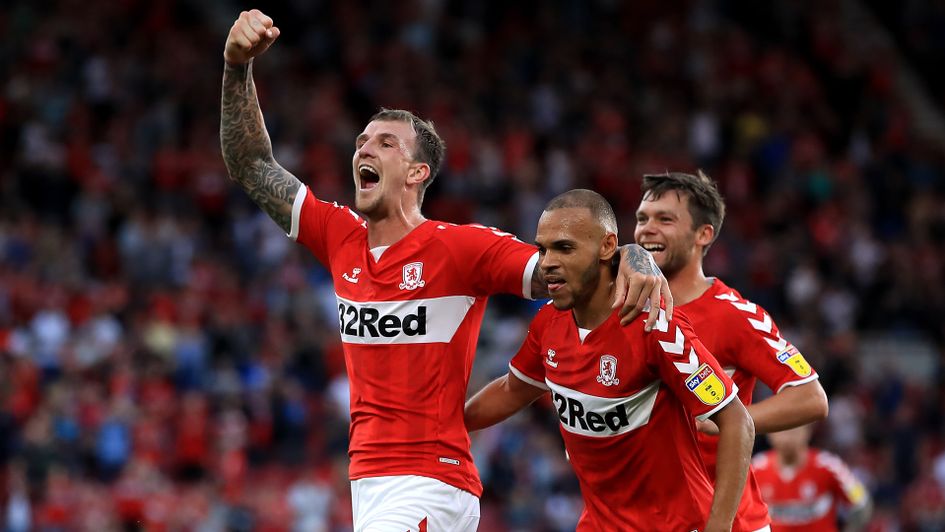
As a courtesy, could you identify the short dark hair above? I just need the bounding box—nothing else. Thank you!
[545,189,618,235]
[370,108,445,205]
[641,170,725,253]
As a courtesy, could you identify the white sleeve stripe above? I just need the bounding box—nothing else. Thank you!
[509,363,549,390]
[521,251,540,300]
[776,374,819,394]
[287,186,307,241]
[696,382,740,421]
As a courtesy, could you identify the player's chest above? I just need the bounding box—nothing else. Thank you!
[762,470,831,501]
[538,328,661,438]
[538,328,653,396]
[331,242,453,300]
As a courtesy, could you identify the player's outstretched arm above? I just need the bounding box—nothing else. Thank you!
[704,399,754,532]
[220,9,301,234]
[697,380,828,436]
[745,380,828,434]
[465,373,546,432]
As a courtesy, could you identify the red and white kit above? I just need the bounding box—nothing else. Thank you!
[510,305,738,531]
[752,449,869,532]
[290,187,538,496]
[681,278,820,531]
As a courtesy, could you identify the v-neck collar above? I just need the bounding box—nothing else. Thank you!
[367,220,433,264]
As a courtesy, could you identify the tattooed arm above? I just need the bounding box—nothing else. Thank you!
[220,10,299,233]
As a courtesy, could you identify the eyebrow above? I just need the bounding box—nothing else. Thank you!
[535,238,576,248]
[355,132,403,146]
[637,209,678,218]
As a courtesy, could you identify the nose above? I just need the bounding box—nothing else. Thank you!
[539,250,559,272]
[635,218,656,239]
[356,138,377,160]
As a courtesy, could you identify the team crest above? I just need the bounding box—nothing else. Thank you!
[776,345,812,377]
[596,355,620,386]
[398,262,426,290]
[685,364,726,405]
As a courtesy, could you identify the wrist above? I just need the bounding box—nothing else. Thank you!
[224,57,253,69]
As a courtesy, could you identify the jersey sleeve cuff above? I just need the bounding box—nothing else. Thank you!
[521,251,540,300]
[509,363,549,390]
[287,186,307,241]
[775,374,819,394]
[696,382,740,422]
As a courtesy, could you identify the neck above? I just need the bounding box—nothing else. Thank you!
[778,448,807,469]
[365,207,426,248]
[572,270,616,330]
[667,257,713,306]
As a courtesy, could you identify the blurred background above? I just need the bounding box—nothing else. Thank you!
[1,0,944,530]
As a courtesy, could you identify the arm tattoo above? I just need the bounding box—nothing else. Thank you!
[221,61,301,233]
[620,244,661,276]
[531,262,549,299]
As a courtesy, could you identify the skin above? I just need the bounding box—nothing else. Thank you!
[220,9,675,327]
[634,189,828,435]
[466,205,754,532]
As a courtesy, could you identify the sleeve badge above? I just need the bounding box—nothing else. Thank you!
[685,364,726,405]
[776,345,812,377]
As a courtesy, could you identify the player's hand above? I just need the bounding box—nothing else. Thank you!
[696,418,720,436]
[224,9,281,65]
[612,244,674,329]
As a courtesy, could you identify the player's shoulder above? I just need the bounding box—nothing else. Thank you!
[310,194,368,229]
[699,278,774,323]
[812,449,847,471]
[433,222,525,245]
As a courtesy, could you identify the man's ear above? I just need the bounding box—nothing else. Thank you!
[600,232,618,262]
[695,224,715,249]
[407,163,431,186]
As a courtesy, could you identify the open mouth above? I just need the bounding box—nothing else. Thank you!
[358,164,380,190]
[545,274,566,293]
[641,243,666,254]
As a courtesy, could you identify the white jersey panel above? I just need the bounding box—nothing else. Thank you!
[336,295,476,345]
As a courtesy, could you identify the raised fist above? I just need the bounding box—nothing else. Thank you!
[224,9,280,65]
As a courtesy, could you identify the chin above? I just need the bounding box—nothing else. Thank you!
[550,295,574,310]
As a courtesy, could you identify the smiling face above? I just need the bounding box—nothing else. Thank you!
[536,207,617,312]
[634,190,712,278]
[352,119,427,218]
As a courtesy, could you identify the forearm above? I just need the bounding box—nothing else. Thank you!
[705,404,754,532]
[746,380,828,434]
[220,61,300,232]
[465,374,544,432]
[842,500,873,532]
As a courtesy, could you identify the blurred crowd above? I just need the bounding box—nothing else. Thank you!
[1,0,944,530]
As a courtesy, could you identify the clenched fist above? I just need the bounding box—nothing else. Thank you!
[224,9,281,65]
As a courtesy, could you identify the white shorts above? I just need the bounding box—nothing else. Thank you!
[351,475,480,532]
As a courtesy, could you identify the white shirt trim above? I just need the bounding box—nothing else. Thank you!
[776,374,819,394]
[577,328,592,342]
[287,186,307,241]
[370,246,390,261]
[522,251,540,300]
[509,363,550,391]
[696,382,740,422]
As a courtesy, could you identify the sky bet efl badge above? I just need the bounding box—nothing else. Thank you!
[777,345,812,377]
[685,364,726,405]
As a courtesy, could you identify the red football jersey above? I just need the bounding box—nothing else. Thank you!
[681,279,819,531]
[291,187,539,496]
[752,449,869,531]
[510,305,738,531]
